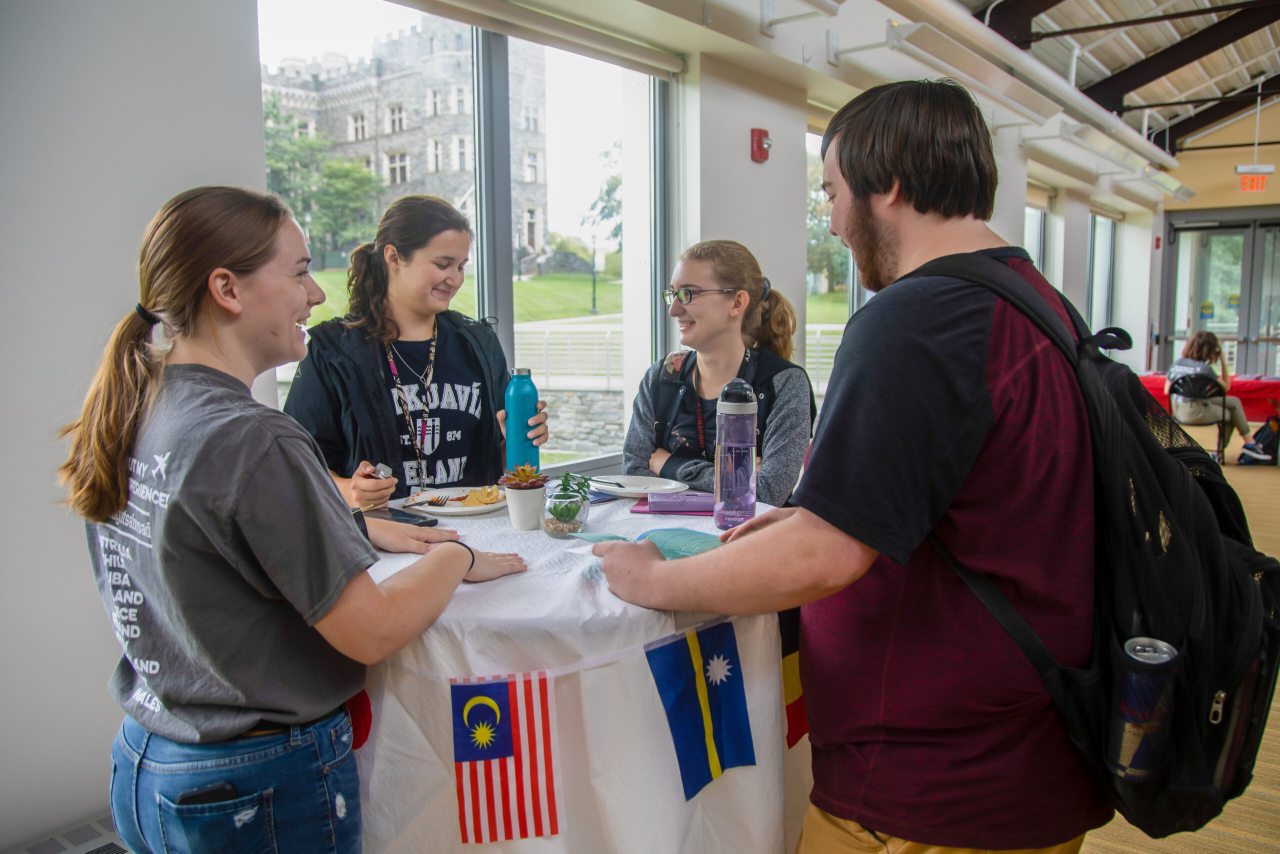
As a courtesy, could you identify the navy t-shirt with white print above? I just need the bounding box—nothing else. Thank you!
[385,320,486,490]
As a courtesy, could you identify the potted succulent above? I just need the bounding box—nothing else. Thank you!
[499,464,550,531]
[541,472,591,538]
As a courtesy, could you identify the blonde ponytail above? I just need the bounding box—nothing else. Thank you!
[59,186,290,522]
[59,314,164,522]
[680,240,797,361]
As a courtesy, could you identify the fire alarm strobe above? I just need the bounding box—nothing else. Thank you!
[1236,164,1276,175]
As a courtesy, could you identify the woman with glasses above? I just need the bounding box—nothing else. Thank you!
[285,195,549,510]
[623,240,816,506]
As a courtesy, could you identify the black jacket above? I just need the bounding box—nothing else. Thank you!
[284,312,509,497]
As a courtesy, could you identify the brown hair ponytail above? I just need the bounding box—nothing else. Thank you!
[680,240,797,361]
[346,195,471,344]
[59,186,290,522]
[752,284,798,362]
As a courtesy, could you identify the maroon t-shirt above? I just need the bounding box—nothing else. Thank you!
[792,248,1113,848]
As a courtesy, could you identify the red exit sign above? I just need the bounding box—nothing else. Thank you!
[1241,174,1268,192]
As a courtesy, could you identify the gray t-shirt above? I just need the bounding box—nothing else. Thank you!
[87,364,377,742]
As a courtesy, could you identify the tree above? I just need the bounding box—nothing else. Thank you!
[311,160,383,262]
[548,232,592,263]
[584,142,622,245]
[264,96,382,267]
[263,96,330,227]
[806,151,849,292]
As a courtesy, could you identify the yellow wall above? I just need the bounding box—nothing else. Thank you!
[1166,99,1280,209]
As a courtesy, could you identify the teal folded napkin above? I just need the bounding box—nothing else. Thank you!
[571,527,722,560]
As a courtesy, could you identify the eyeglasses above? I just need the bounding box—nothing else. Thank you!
[661,287,739,306]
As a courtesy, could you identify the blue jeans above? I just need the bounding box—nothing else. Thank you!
[110,709,361,853]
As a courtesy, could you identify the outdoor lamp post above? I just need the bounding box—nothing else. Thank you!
[590,234,598,314]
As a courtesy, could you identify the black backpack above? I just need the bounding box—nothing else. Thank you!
[913,254,1280,839]
[1238,416,1279,466]
[651,349,816,459]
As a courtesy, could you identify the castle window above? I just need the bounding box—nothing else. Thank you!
[452,85,471,115]
[522,106,540,132]
[426,140,443,174]
[387,153,409,185]
[425,89,441,117]
[349,112,367,142]
[388,105,406,134]
[524,151,541,183]
[453,136,474,172]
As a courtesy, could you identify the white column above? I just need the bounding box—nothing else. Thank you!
[990,124,1028,246]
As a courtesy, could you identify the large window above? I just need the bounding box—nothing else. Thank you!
[805,132,852,408]
[507,39,659,466]
[1087,213,1117,331]
[260,1,668,469]
[1024,206,1047,270]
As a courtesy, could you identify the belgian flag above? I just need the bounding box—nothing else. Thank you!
[779,607,808,747]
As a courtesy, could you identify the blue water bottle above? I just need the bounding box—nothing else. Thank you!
[504,368,539,472]
[713,378,757,530]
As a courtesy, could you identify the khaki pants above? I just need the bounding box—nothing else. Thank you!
[796,804,1086,854]
[1171,394,1250,436]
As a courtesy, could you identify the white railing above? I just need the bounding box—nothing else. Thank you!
[278,321,847,401]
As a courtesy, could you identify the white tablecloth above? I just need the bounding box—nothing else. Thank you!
[358,497,809,853]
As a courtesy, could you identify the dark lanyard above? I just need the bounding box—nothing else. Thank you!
[689,349,754,462]
[385,336,437,473]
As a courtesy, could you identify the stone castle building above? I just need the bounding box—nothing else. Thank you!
[261,16,547,268]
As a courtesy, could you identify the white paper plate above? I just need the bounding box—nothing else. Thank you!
[589,476,689,499]
[403,486,507,516]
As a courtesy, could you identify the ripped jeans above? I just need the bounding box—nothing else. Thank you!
[110,709,361,853]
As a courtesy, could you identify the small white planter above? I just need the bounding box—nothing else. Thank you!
[505,485,546,531]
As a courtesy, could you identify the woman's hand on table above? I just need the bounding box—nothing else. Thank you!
[497,400,550,446]
[467,550,527,583]
[349,460,397,509]
[592,540,664,604]
[366,518,459,553]
[648,447,672,474]
[720,506,798,543]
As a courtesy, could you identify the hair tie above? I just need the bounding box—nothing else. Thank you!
[135,303,160,326]
[760,277,772,300]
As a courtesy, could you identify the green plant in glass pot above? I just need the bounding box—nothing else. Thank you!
[542,472,591,538]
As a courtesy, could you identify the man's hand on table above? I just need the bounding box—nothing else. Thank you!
[366,518,460,553]
[592,540,665,605]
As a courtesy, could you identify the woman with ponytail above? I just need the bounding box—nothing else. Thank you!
[624,240,816,506]
[60,186,523,853]
[285,195,548,509]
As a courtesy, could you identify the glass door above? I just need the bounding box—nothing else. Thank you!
[1166,227,1248,372]
[1248,226,1280,375]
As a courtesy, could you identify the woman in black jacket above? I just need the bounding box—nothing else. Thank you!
[286,196,548,507]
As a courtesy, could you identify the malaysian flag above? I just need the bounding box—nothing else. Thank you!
[450,671,560,844]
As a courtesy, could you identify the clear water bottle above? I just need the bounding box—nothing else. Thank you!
[713,378,757,530]
[504,368,540,472]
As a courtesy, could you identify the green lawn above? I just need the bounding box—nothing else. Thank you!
[308,270,622,326]
[805,290,852,324]
[310,269,849,327]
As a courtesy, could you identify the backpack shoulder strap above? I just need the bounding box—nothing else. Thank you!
[652,351,694,448]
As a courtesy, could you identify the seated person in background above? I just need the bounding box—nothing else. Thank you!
[623,240,816,506]
[59,186,524,853]
[285,195,549,509]
[1164,330,1271,461]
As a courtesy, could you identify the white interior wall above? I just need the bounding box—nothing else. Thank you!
[1112,211,1156,372]
[683,54,809,361]
[1049,189,1092,308]
[0,1,267,845]
[990,126,1028,246]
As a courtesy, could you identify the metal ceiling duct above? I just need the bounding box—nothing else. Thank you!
[878,0,1179,170]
